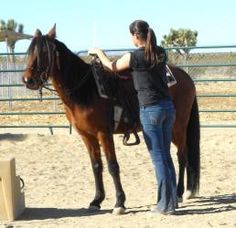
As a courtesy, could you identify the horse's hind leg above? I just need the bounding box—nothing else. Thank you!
[177,147,187,202]
[81,134,105,210]
[173,127,187,202]
[98,132,126,215]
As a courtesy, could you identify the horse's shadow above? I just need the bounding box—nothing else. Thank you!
[18,193,236,220]
[174,193,236,215]
[126,193,236,215]
[0,133,28,141]
[19,207,112,220]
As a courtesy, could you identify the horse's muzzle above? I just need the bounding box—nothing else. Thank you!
[22,76,41,90]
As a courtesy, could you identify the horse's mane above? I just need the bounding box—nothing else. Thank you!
[54,39,98,106]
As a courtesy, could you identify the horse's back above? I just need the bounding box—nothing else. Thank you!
[168,64,196,98]
[110,65,196,136]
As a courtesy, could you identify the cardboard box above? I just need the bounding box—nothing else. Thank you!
[0,157,25,221]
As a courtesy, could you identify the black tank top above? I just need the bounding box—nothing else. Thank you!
[129,47,170,106]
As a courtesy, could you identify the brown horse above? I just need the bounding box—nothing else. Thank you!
[22,25,200,214]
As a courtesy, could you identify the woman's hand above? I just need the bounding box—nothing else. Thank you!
[88,48,130,72]
[88,48,101,56]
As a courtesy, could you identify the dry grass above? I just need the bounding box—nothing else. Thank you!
[196,81,236,124]
[1,81,235,127]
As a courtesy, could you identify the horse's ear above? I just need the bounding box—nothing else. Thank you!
[48,24,56,39]
[34,29,42,37]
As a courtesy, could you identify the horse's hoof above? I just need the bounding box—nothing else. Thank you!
[88,205,100,211]
[184,190,195,200]
[112,207,126,215]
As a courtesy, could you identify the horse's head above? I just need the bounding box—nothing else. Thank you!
[22,25,58,90]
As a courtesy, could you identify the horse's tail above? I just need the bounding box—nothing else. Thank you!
[186,96,200,196]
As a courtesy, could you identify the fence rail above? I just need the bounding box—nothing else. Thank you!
[1,45,236,133]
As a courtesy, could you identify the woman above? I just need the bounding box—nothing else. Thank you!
[89,20,177,215]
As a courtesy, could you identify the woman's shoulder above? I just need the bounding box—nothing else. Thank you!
[131,48,144,58]
[130,48,146,69]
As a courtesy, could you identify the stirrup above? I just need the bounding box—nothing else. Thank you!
[123,131,140,146]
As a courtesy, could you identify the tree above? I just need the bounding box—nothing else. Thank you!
[161,28,198,55]
[0,19,24,54]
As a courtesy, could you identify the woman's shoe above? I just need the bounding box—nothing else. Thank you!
[150,206,175,215]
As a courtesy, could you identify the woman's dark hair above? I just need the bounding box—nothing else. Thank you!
[129,20,159,65]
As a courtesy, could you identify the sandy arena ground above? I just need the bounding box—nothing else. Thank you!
[0,128,235,228]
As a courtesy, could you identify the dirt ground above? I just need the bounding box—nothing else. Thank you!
[0,128,235,228]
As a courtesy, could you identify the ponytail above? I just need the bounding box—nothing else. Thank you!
[129,20,159,66]
[145,28,158,65]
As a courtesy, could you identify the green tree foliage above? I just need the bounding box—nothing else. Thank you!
[0,19,24,53]
[161,28,198,55]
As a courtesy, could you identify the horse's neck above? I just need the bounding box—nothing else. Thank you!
[60,51,89,78]
[51,46,93,106]
[54,46,87,81]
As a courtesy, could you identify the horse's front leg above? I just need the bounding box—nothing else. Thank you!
[81,134,105,210]
[98,132,126,215]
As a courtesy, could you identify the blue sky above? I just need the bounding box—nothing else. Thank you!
[0,0,236,53]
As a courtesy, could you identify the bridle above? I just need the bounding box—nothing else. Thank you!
[26,36,60,98]
[26,35,92,100]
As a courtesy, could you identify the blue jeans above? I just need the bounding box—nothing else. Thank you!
[140,98,177,213]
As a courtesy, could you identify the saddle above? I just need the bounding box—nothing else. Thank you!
[91,58,140,146]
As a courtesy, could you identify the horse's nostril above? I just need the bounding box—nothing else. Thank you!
[23,76,35,87]
[27,78,34,85]
[23,78,34,86]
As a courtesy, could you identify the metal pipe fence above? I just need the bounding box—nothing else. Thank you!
[1,45,236,134]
